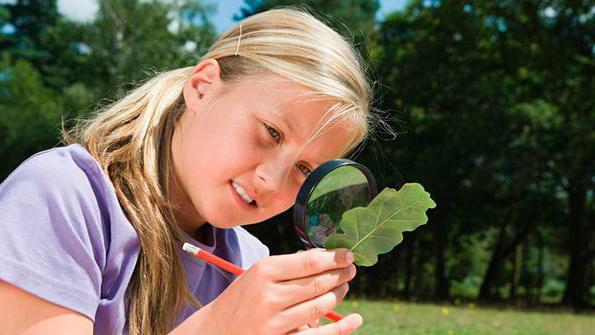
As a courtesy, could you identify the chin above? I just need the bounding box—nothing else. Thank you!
[202,216,236,229]
[210,214,265,229]
[203,212,245,229]
[199,199,283,228]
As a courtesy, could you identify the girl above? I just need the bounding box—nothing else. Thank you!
[0,8,376,335]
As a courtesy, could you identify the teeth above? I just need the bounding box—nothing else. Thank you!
[232,181,255,204]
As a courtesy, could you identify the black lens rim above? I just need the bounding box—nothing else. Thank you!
[293,159,378,249]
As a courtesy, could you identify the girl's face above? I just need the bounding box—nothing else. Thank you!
[171,60,356,230]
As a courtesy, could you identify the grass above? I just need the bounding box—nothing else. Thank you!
[331,299,595,335]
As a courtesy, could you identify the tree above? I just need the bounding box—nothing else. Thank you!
[0,0,217,179]
[81,0,216,99]
[376,0,593,307]
[0,59,62,178]
[0,0,59,70]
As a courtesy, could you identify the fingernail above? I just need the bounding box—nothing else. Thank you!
[346,251,354,263]
[349,264,357,278]
[349,314,363,328]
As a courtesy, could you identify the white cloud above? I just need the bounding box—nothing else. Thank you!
[58,0,99,22]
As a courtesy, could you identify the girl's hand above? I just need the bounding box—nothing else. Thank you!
[207,248,361,335]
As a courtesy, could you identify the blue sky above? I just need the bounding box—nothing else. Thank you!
[1,0,409,31]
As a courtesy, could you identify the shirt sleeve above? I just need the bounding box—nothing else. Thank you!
[233,226,270,269]
[0,149,107,321]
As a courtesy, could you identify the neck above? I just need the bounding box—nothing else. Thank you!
[168,173,210,244]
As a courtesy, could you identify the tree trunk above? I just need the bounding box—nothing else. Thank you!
[509,243,523,302]
[479,222,507,301]
[536,232,545,304]
[433,219,449,301]
[562,185,588,309]
[402,234,416,299]
[480,207,535,302]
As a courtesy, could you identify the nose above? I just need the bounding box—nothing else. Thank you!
[254,157,293,195]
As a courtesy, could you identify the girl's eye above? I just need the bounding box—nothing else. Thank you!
[261,122,310,177]
[263,123,281,143]
[297,164,312,177]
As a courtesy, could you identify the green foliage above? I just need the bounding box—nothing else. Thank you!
[326,184,436,266]
[82,0,216,97]
[366,0,594,306]
[0,58,62,177]
[0,0,216,178]
[542,279,565,300]
[0,0,59,67]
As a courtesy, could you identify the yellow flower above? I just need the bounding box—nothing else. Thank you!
[352,301,360,308]
[393,304,400,313]
[468,303,475,309]
[448,330,454,335]
[441,307,450,316]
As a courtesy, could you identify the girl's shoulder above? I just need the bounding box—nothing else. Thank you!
[0,144,140,323]
[0,143,132,237]
[1,143,112,203]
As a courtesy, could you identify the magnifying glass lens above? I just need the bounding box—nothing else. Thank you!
[300,165,374,248]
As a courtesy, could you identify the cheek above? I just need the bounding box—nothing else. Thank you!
[185,119,263,182]
[276,182,301,212]
[259,195,293,223]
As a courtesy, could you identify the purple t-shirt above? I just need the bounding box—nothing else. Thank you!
[0,144,269,334]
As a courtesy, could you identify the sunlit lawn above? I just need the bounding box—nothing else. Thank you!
[332,299,594,335]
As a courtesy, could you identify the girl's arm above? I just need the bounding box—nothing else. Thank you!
[0,280,93,334]
[168,302,219,335]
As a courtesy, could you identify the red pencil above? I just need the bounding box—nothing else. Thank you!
[182,242,344,322]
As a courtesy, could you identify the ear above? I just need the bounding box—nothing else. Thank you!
[183,59,223,113]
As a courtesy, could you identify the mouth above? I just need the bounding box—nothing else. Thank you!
[229,180,258,209]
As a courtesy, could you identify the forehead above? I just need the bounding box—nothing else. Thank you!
[229,75,358,164]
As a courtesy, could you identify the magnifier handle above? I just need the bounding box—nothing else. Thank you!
[183,243,345,322]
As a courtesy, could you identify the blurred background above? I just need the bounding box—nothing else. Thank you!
[1,0,593,333]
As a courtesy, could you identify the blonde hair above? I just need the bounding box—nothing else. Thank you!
[64,7,375,335]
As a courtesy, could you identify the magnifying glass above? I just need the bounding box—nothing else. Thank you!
[293,159,378,249]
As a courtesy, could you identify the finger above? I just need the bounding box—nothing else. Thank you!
[290,318,320,333]
[293,314,363,335]
[273,283,350,332]
[289,316,320,333]
[293,324,311,332]
[277,265,356,306]
[262,248,354,281]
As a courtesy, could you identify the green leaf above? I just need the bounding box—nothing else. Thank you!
[325,183,436,266]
